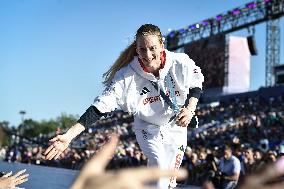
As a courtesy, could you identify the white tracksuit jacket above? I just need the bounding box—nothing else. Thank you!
[93,50,204,188]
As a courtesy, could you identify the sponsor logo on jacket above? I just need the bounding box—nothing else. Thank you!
[169,153,183,184]
[140,87,150,95]
[142,90,180,105]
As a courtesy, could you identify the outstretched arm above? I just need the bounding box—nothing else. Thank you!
[44,106,103,160]
[44,69,126,161]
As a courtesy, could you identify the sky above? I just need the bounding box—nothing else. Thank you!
[0,0,283,127]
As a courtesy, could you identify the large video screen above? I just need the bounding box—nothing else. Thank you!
[184,34,226,89]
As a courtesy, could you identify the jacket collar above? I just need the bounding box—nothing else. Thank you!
[129,50,172,82]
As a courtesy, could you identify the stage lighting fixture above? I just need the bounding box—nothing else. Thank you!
[179,28,186,34]
[202,20,209,26]
[189,24,197,30]
[246,2,257,9]
[216,15,223,21]
[169,31,176,38]
[232,8,241,15]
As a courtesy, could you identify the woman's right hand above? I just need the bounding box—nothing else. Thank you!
[44,134,72,160]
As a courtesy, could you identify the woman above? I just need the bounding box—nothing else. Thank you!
[44,24,204,189]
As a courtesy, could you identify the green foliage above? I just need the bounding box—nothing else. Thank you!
[19,113,78,139]
[56,113,78,130]
[0,121,10,146]
[0,113,78,140]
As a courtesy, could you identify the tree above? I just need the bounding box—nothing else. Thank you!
[56,113,78,130]
[0,121,11,146]
[19,113,78,139]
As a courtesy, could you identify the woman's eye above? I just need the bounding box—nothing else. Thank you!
[150,46,157,51]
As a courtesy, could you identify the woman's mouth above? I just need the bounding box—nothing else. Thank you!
[143,57,155,63]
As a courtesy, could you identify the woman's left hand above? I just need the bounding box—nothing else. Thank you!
[175,107,194,127]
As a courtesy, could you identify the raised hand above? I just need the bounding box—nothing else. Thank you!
[238,157,284,189]
[0,169,29,189]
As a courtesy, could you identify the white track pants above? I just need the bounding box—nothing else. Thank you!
[135,124,187,189]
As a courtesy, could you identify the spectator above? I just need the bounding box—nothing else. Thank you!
[243,147,256,175]
[219,145,241,189]
[253,149,266,173]
[266,150,277,163]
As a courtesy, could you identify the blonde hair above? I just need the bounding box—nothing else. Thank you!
[102,24,163,86]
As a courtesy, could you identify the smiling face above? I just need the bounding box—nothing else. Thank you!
[136,34,164,73]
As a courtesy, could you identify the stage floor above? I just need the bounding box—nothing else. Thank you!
[0,161,201,189]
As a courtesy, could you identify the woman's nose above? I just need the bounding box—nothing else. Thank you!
[145,49,152,59]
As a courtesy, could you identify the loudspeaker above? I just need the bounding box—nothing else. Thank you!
[247,35,258,55]
[275,65,284,85]
[276,74,284,85]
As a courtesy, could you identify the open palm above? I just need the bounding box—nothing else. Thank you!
[44,134,71,160]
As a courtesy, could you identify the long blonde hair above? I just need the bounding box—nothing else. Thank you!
[102,24,163,86]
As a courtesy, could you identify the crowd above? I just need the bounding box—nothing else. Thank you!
[1,87,284,188]
[181,92,284,188]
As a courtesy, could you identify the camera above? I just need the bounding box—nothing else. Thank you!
[259,139,269,153]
